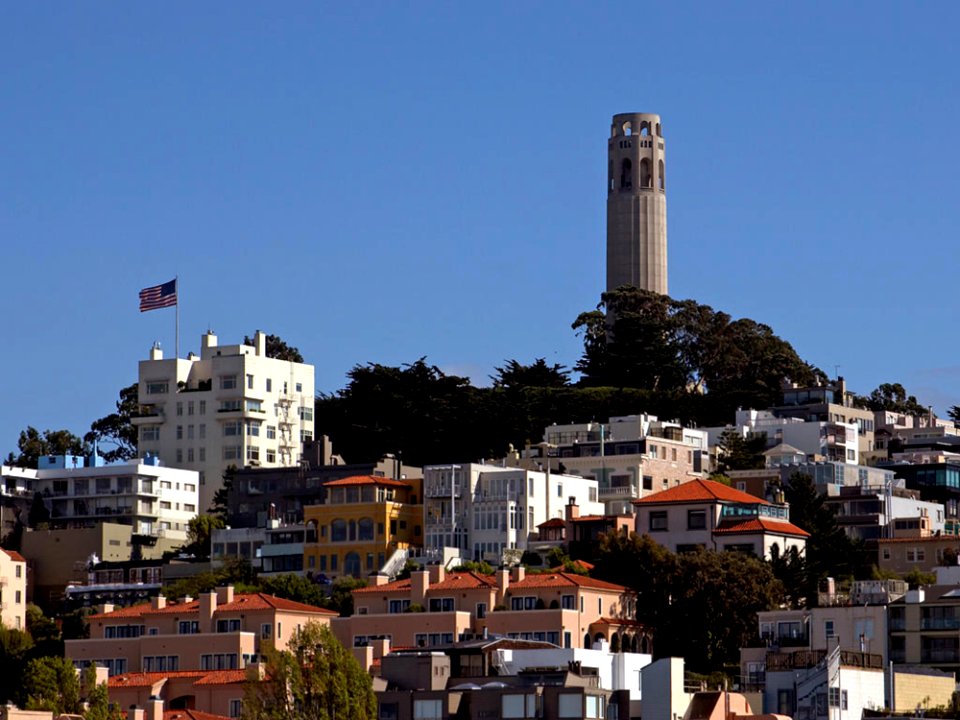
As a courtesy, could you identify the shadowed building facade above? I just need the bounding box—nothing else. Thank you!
[606,112,668,295]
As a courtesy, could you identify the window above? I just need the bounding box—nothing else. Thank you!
[429,598,455,612]
[143,656,179,672]
[561,595,576,610]
[224,421,242,436]
[220,375,237,390]
[299,406,313,421]
[687,509,706,530]
[223,446,241,460]
[140,426,160,442]
[216,619,241,633]
[586,695,604,719]
[187,448,194,462]
[266,425,276,439]
[246,399,263,413]
[476,602,487,619]
[649,511,668,532]
[413,699,442,720]
[261,623,272,639]
[502,694,538,719]
[825,620,835,638]
[176,425,183,440]
[176,403,183,417]
[246,421,260,436]
[175,449,183,463]
[15,565,21,578]
[295,382,303,393]
[642,475,653,490]
[201,653,238,670]
[145,381,168,395]
[199,400,206,414]
[389,599,411,614]
[558,694,582,718]
[266,378,272,392]
[179,621,200,634]
[199,448,206,462]
[247,374,254,389]
[185,504,196,512]
[187,401,194,416]
[229,700,242,719]
[557,483,563,498]
[266,450,275,463]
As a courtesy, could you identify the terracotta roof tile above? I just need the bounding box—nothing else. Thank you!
[510,572,630,593]
[538,518,566,529]
[164,710,233,720]
[2,549,26,562]
[633,479,771,506]
[353,577,413,594]
[713,517,810,537]
[192,670,248,686]
[90,592,337,620]
[324,475,411,489]
[549,560,595,572]
[429,572,498,591]
[570,515,609,523]
[109,671,207,688]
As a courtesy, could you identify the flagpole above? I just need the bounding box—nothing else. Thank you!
[175,276,180,360]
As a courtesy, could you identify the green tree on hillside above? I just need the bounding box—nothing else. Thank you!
[6,427,84,468]
[243,333,304,363]
[86,382,139,462]
[242,621,376,720]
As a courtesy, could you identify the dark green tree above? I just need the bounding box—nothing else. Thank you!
[784,472,863,605]
[769,543,807,609]
[325,576,367,617]
[491,359,570,389]
[853,382,929,416]
[242,621,376,720]
[86,382,139,462]
[243,333,304,363]
[27,492,49,528]
[83,665,121,720]
[716,429,767,471]
[0,626,33,705]
[178,514,226,559]
[209,465,237,519]
[259,574,326,608]
[6,427,84,468]
[23,655,82,714]
[26,604,62,658]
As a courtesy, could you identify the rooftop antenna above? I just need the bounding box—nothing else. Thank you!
[834,365,841,379]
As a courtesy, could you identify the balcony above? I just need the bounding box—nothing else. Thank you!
[922,618,960,630]
[921,650,960,663]
[600,485,639,498]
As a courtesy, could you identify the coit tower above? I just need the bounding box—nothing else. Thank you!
[606,112,668,295]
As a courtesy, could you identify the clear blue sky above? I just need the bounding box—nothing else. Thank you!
[2,3,959,455]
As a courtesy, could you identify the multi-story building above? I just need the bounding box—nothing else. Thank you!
[887,586,960,678]
[226,437,420,528]
[336,565,639,664]
[0,549,27,630]
[30,454,198,543]
[66,585,336,676]
[109,670,247,719]
[422,464,604,563]
[705,409,860,466]
[303,475,423,580]
[632,479,808,558]
[881,450,960,525]
[770,377,877,458]
[512,414,708,515]
[133,330,315,511]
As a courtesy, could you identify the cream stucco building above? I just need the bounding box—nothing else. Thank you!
[0,549,27,630]
[133,331,315,512]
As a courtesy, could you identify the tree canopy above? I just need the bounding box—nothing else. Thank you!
[5,427,84,468]
[244,333,304,363]
[242,621,376,720]
[852,382,929,416]
[86,382,139,463]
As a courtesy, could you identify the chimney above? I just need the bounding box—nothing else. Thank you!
[150,596,166,611]
[511,565,525,583]
[99,603,115,615]
[200,591,217,631]
[372,572,390,587]
[201,331,218,350]
[428,564,446,584]
[149,344,163,361]
[497,567,510,600]
[565,498,580,521]
[216,585,235,605]
[254,330,266,357]
[130,709,145,720]
[412,570,429,606]
[148,697,163,720]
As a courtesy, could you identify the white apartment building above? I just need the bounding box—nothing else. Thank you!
[133,330,315,512]
[0,549,27,630]
[423,463,605,563]
[705,409,860,465]
[510,414,708,515]
[30,454,198,543]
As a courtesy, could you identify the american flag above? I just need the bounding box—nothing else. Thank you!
[139,279,178,312]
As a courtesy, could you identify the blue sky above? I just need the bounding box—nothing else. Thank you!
[2,3,959,455]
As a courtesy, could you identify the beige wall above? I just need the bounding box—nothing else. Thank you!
[0,549,27,630]
[893,669,955,713]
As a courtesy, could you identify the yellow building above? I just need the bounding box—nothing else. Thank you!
[303,475,423,579]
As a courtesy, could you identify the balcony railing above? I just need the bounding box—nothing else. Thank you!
[921,650,960,663]
[922,618,960,630]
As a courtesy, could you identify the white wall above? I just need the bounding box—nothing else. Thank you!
[507,647,652,701]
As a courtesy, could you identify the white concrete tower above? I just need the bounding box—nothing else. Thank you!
[606,112,668,295]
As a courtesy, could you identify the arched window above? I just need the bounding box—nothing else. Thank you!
[583,633,591,649]
[608,160,614,193]
[659,160,665,190]
[348,519,357,541]
[358,517,374,541]
[344,552,361,577]
[640,158,652,188]
[331,519,347,542]
[622,121,633,136]
[640,122,650,136]
[620,158,632,190]
[305,520,318,544]
[656,122,661,137]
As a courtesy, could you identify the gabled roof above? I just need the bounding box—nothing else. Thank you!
[714,517,810,538]
[324,475,410,489]
[192,669,248,686]
[2,549,26,562]
[510,572,631,593]
[164,711,232,720]
[90,592,338,620]
[633,479,769,506]
[109,671,207,688]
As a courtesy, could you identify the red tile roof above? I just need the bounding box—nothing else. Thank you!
[510,572,631,593]
[164,711,232,720]
[633,479,770,506]
[570,515,609,523]
[90,592,337,619]
[109,671,208,688]
[324,475,411,489]
[538,518,566,529]
[353,571,495,594]
[2,549,26,562]
[713,517,810,537]
[192,670,248,686]
[549,560,595,572]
